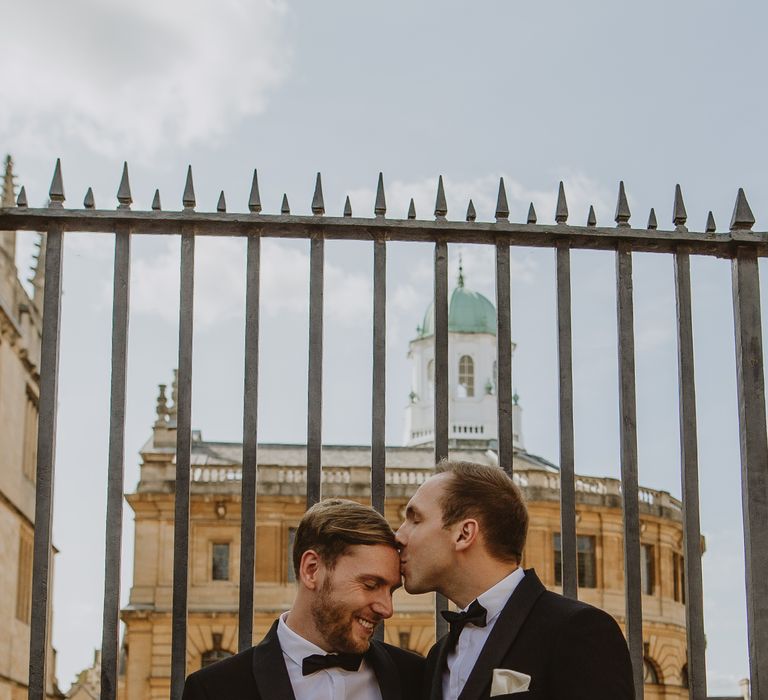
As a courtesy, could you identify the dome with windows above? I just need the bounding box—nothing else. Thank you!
[417,269,497,338]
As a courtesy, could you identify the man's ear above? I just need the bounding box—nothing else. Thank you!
[454,519,479,552]
[299,549,324,590]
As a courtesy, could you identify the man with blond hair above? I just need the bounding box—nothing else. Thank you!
[397,461,634,700]
[183,498,423,700]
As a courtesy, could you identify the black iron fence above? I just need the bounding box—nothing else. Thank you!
[2,161,767,700]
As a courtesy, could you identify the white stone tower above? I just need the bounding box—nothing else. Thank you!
[403,264,524,450]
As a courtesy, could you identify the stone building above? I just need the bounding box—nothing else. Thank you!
[120,273,692,699]
[0,155,60,700]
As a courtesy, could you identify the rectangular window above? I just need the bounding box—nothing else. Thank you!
[211,543,230,581]
[287,527,297,583]
[16,527,33,623]
[673,553,685,603]
[554,534,597,588]
[22,391,38,482]
[641,544,655,595]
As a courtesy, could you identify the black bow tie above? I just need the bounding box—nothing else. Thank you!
[441,599,488,651]
[302,652,363,676]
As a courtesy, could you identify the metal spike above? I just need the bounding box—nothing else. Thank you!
[182,165,196,210]
[434,176,447,220]
[217,191,227,213]
[527,202,537,225]
[84,187,95,209]
[152,189,162,211]
[495,178,509,221]
[407,199,416,220]
[705,211,716,233]
[48,158,65,207]
[466,199,477,222]
[17,186,28,208]
[281,193,290,215]
[344,196,352,217]
[673,184,687,229]
[555,182,568,224]
[311,173,324,215]
[730,188,755,231]
[116,162,132,209]
[587,205,597,227]
[248,169,262,213]
[614,181,631,227]
[647,208,657,230]
[374,172,386,217]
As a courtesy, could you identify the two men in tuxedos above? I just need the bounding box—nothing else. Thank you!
[396,460,635,700]
[182,498,423,700]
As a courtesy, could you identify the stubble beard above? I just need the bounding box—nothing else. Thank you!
[311,576,374,654]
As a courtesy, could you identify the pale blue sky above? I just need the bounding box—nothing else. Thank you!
[3,0,767,694]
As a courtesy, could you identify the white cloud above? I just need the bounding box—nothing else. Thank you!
[2,0,290,158]
[347,172,612,227]
[129,237,371,328]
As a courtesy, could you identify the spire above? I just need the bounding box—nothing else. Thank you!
[1,155,17,261]
[2,155,16,207]
[458,255,465,288]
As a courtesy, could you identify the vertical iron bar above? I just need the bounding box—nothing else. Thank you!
[170,228,195,700]
[434,238,450,638]
[731,247,768,699]
[371,237,386,644]
[306,235,324,508]
[673,248,707,699]
[27,225,63,700]
[556,242,578,600]
[238,234,260,652]
[99,225,131,700]
[615,242,644,699]
[371,238,386,515]
[495,241,514,474]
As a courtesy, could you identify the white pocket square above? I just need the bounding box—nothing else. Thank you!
[490,668,531,696]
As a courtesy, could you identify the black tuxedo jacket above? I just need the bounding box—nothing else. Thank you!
[182,619,425,700]
[424,569,635,700]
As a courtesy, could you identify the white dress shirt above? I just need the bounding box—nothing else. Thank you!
[277,611,383,700]
[443,567,525,700]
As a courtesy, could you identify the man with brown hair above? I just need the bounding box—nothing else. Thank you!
[183,498,423,700]
[396,461,634,700]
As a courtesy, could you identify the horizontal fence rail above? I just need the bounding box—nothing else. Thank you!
[3,162,767,700]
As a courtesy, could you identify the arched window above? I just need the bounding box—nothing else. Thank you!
[201,633,233,669]
[643,656,661,685]
[458,355,474,397]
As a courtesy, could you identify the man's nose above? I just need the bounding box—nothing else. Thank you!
[395,524,407,547]
[372,590,394,620]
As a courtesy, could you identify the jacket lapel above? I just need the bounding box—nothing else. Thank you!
[457,569,545,700]
[251,620,297,700]
[367,641,400,700]
[429,637,451,700]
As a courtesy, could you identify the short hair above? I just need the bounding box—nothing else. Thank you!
[436,460,528,563]
[292,498,396,578]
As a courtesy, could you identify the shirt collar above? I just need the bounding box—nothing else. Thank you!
[468,566,525,623]
[277,610,329,668]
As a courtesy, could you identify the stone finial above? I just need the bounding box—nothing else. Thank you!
[248,169,262,213]
[730,188,755,231]
[311,173,325,215]
[154,384,169,427]
[2,154,16,207]
[527,202,537,225]
[587,205,597,227]
[168,370,179,427]
[466,199,476,222]
[407,198,416,220]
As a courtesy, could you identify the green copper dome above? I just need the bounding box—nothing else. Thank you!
[418,274,497,337]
